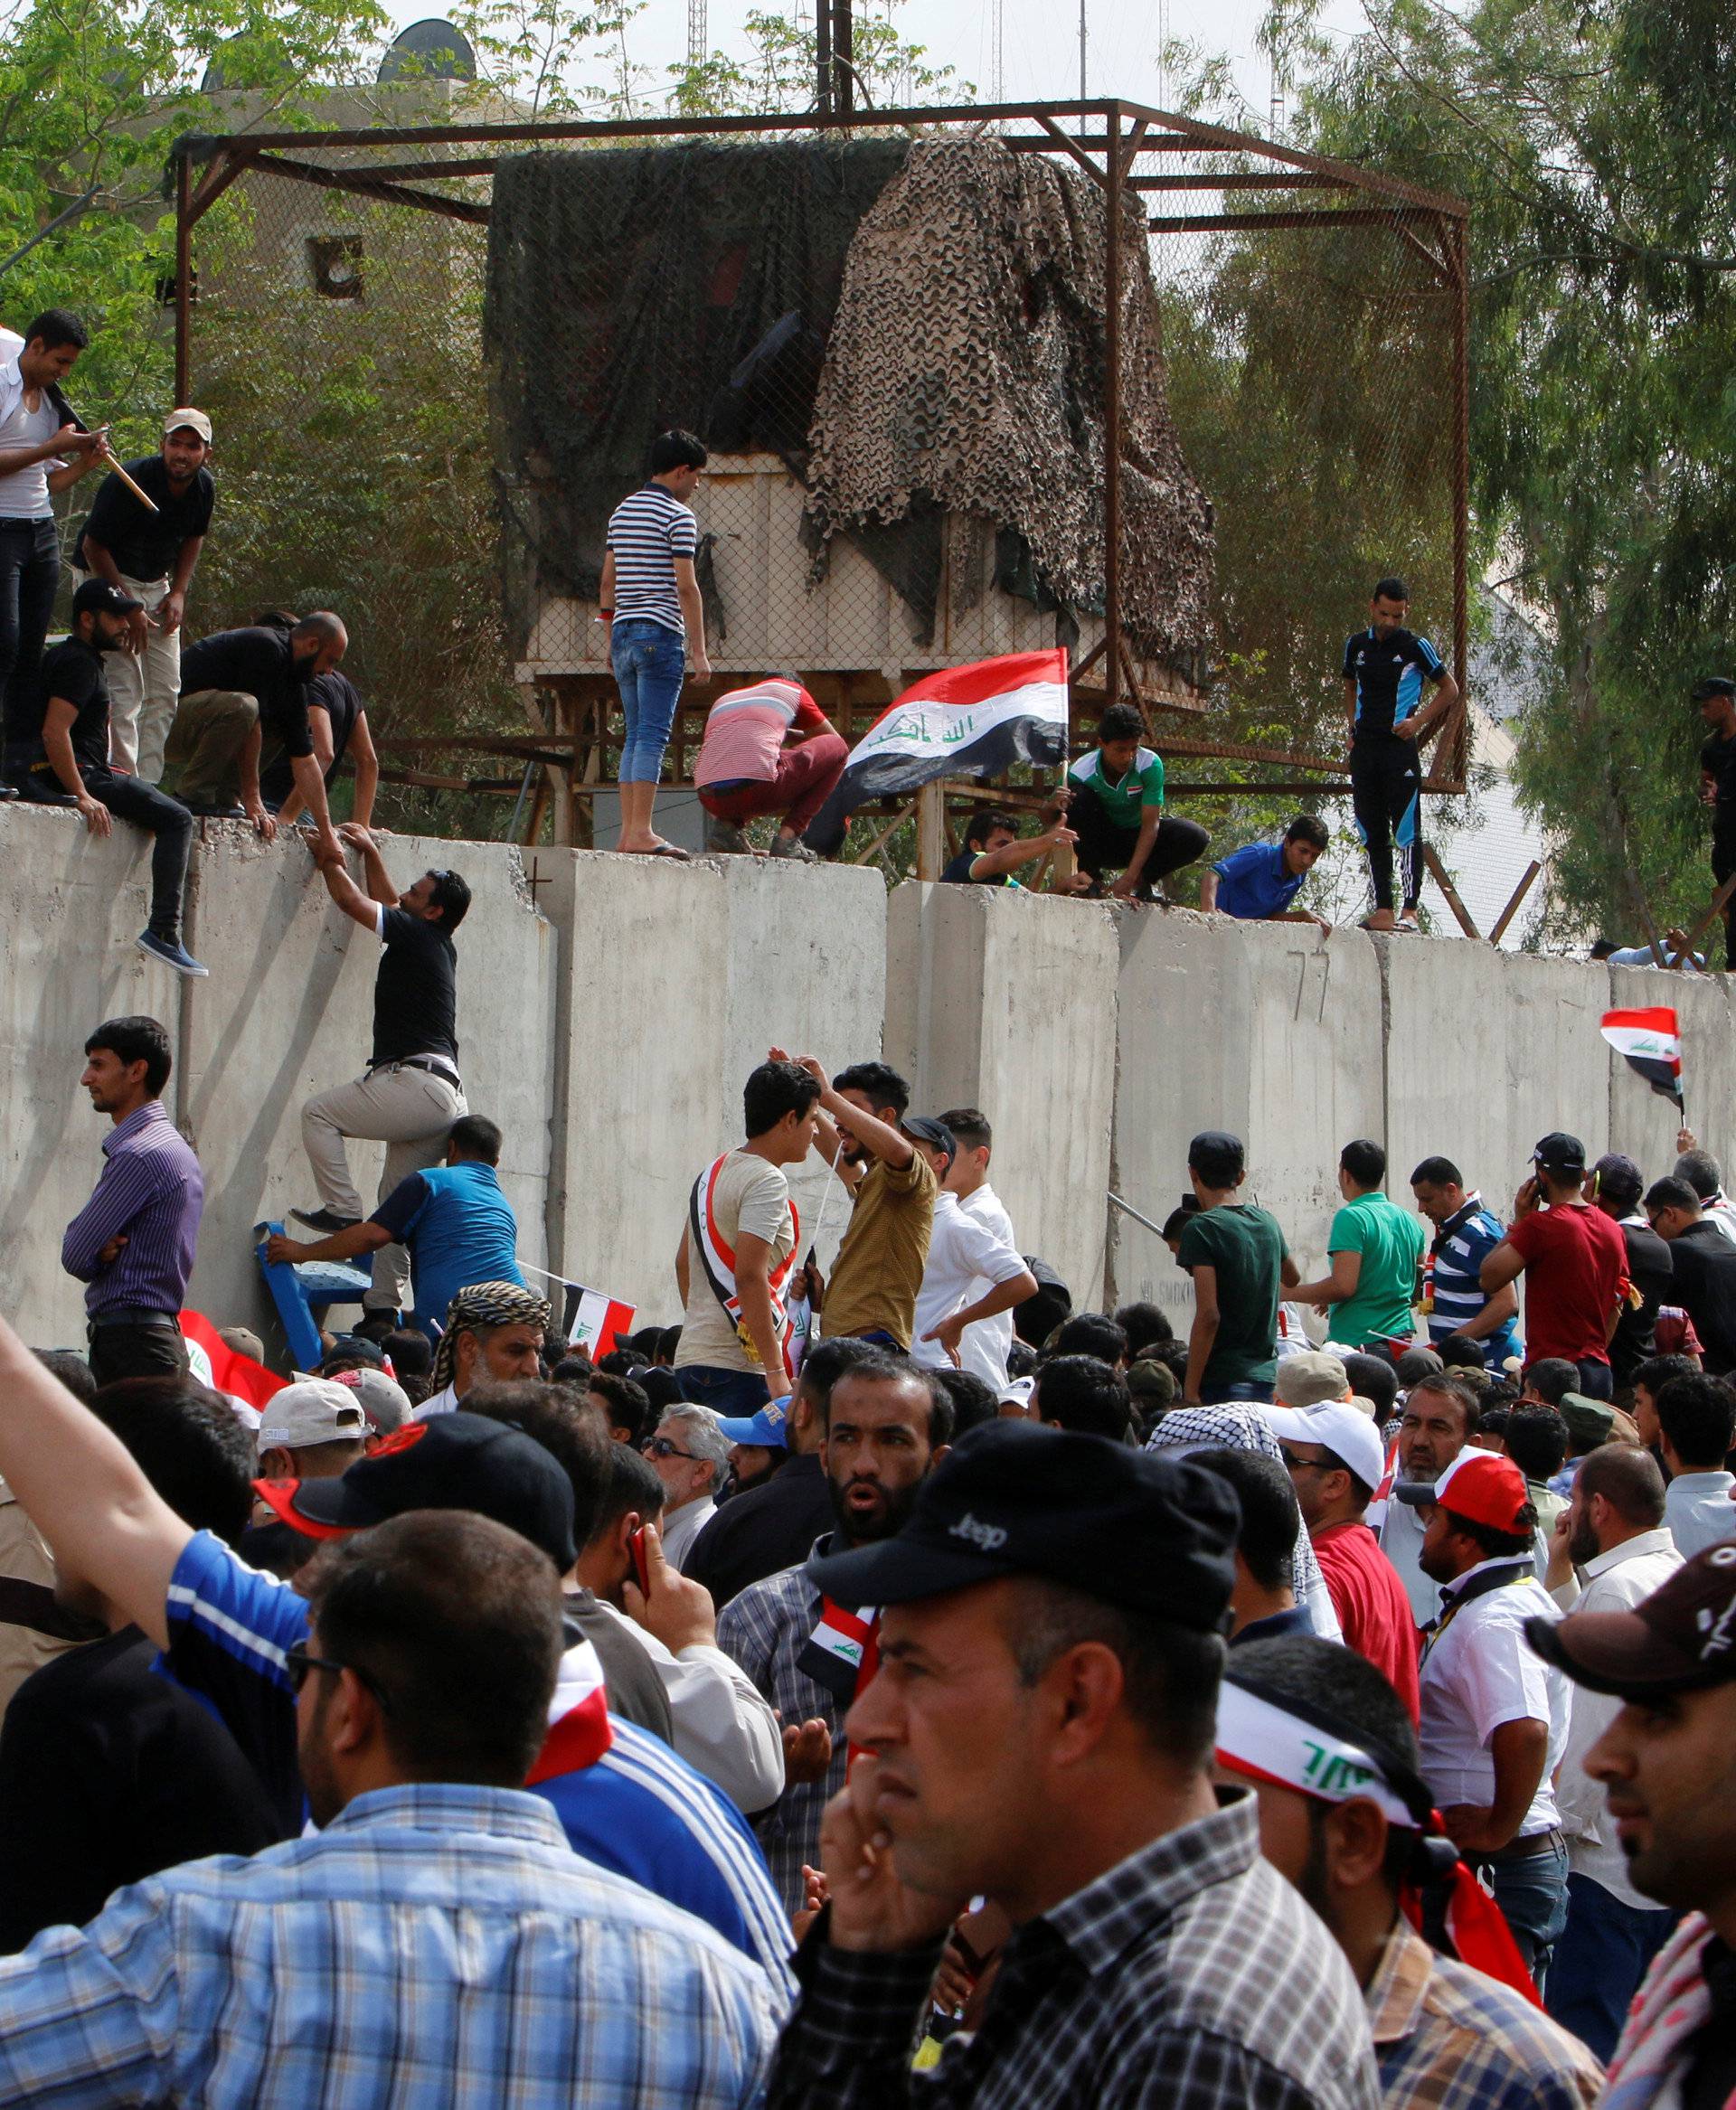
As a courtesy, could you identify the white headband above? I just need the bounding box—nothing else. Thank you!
[1215,1680,1417,1831]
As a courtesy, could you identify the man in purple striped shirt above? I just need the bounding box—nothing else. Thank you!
[61,1016,203,1386]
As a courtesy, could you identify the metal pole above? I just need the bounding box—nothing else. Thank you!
[175,152,193,406]
[1449,212,1469,787]
[835,0,854,115]
[816,0,832,114]
[1104,102,1122,711]
[1078,0,1086,106]
[1109,1192,1169,1239]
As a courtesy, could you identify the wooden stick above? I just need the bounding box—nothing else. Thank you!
[1421,844,1482,939]
[44,383,159,514]
[1675,870,1736,963]
[1487,860,1541,947]
[99,450,159,515]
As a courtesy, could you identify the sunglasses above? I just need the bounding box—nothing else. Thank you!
[645,1436,701,1463]
[1278,1446,1333,1473]
[285,1646,393,1713]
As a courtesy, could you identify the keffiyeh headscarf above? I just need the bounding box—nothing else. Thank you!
[431,1280,552,1391]
[1146,1405,1342,1642]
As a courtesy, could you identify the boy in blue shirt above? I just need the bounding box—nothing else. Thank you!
[1201,814,1332,930]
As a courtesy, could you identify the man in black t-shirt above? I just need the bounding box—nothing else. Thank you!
[1342,575,1459,932]
[167,613,346,860]
[71,409,215,785]
[297,824,473,1323]
[9,579,205,975]
[1694,674,1736,967]
[261,667,378,827]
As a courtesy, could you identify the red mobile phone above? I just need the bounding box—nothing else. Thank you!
[627,1526,650,1596]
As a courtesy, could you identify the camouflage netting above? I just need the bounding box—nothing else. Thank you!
[804,137,1217,665]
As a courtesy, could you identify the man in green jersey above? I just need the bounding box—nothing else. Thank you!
[1175,1131,1298,1404]
[1067,702,1209,901]
[1294,1138,1425,1352]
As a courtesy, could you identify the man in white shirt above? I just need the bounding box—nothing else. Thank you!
[1541,1445,1684,2060]
[1675,1132,1736,1248]
[929,1107,1034,1387]
[646,1404,731,1571]
[1656,1371,1736,1556]
[1395,1448,1572,1983]
[911,1111,1036,1388]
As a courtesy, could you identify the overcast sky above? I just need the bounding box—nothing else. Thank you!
[380,0,1372,127]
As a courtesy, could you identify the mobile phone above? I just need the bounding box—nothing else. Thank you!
[627,1525,650,1596]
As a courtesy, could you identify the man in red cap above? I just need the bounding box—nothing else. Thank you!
[1395,1447,1571,1980]
[1525,1542,1736,2110]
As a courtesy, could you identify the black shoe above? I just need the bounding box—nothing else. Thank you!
[354,1311,401,1343]
[291,1206,362,1234]
[184,799,247,819]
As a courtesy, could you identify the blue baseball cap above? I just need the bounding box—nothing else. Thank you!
[714,1394,792,1447]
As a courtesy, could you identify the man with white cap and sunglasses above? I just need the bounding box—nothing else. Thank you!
[71,408,215,783]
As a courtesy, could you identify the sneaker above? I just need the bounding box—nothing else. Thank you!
[183,799,247,820]
[704,815,750,854]
[769,833,821,862]
[291,1205,362,1234]
[136,930,210,977]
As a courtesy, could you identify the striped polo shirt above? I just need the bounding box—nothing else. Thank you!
[605,484,700,636]
[1426,1193,1517,1367]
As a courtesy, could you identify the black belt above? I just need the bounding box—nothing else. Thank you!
[88,1309,181,1331]
[369,1055,461,1086]
[0,516,52,530]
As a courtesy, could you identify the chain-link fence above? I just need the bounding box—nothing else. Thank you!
[174,102,1467,861]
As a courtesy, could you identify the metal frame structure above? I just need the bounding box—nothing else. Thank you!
[172,97,1471,818]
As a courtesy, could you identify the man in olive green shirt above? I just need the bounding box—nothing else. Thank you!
[1176,1129,1298,1404]
[1294,1137,1425,1352]
[769,1051,937,1352]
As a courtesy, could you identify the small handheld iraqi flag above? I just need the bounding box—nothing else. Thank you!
[1600,1006,1684,1112]
[806,648,1070,854]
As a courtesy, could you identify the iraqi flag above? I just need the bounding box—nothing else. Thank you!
[524,1633,614,1782]
[806,649,1070,854]
[1600,1007,1684,1110]
[179,1310,286,1412]
[563,1284,635,1362]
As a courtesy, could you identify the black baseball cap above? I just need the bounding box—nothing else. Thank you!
[1533,1131,1587,1175]
[253,1410,577,1569]
[71,578,142,619]
[901,1116,956,1160]
[1691,676,1736,703]
[1526,1541,1736,1696]
[1187,1130,1245,1176]
[806,1419,1239,1630]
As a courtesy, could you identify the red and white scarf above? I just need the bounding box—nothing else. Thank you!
[690,1154,802,1383]
[524,1634,614,1785]
[1603,1914,1736,2110]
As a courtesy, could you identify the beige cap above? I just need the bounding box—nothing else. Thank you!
[257,1378,367,1455]
[1273,1350,1352,1408]
[163,408,212,444]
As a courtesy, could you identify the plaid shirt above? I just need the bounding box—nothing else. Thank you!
[1369,1918,1602,2110]
[0,1781,778,2107]
[717,1540,847,1915]
[768,1792,1382,2109]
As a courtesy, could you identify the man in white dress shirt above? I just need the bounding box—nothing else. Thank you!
[912,1108,1036,1388]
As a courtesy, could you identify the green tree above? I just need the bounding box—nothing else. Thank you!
[1265,0,1736,943]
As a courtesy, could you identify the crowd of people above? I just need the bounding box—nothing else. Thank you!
[16,942,1736,2106]
[12,314,1736,2107]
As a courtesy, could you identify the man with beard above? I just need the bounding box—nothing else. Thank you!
[769,1054,938,1353]
[168,612,346,854]
[719,1353,952,1914]
[1524,1545,1736,2110]
[1380,1373,1478,1627]
[1541,1446,1682,2060]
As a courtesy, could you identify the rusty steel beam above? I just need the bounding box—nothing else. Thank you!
[250,151,491,224]
[1146,206,1437,234]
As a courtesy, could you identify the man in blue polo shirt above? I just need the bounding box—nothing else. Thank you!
[1200,814,1332,929]
[1410,1154,1520,1369]
[1342,576,1459,934]
[265,1112,523,1336]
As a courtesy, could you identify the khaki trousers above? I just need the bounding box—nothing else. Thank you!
[301,1062,466,1313]
[165,689,259,807]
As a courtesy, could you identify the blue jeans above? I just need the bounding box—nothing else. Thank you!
[1472,1835,1570,1988]
[0,518,59,758]
[678,1365,772,1418]
[1200,1380,1275,1405]
[1546,1871,1678,2064]
[610,617,686,785]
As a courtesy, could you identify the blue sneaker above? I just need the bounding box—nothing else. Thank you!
[137,930,210,977]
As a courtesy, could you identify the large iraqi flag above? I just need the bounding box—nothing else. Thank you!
[806,649,1070,853]
[1599,1006,1684,1110]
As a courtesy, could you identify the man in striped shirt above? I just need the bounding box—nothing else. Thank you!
[602,429,712,860]
[1410,1156,1520,1370]
[61,1014,203,1386]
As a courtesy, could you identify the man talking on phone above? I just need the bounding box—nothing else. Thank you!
[1479,1134,1627,1401]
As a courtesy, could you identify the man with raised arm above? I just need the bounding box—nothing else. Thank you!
[294,828,471,1328]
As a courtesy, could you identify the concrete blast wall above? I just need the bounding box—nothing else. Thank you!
[4,807,1730,1361]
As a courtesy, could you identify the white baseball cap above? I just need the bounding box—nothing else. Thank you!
[258,1378,369,1455]
[1261,1398,1385,1492]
